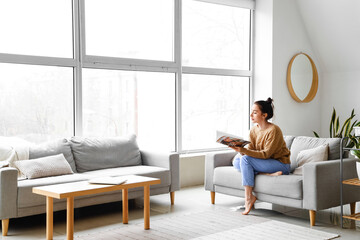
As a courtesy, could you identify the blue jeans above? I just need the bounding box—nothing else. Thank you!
[233,155,290,187]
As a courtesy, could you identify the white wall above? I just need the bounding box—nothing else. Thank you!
[254,0,321,136]
[253,0,273,102]
[321,71,360,136]
[295,0,360,136]
[272,0,321,136]
[180,155,205,187]
[255,0,360,137]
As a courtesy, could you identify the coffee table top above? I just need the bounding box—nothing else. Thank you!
[32,175,160,199]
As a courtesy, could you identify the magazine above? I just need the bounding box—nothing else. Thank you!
[216,130,250,148]
[88,176,127,185]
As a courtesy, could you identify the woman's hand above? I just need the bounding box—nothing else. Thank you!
[230,146,243,152]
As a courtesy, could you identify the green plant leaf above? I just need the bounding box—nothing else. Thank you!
[353,137,360,148]
[335,116,340,137]
[347,137,356,148]
[325,107,359,148]
[351,149,360,159]
[347,120,358,137]
[330,108,336,138]
[339,118,350,137]
[342,115,355,137]
[350,120,358,129]
[313,131,320,138]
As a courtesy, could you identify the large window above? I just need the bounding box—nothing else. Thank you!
[0,0,253,153]
[182,74,249,151]
[0,63,73,143]
[0,0,73,58]
[82,69,175,151]
[181,0,251,151]
[182,0,250,70]
[85,0,174,61]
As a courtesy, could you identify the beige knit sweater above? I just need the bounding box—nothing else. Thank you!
[239,123,291,164]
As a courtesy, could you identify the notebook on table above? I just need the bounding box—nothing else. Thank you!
[88,176,127,185]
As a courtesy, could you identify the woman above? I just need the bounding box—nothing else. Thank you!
[231,98,291,215]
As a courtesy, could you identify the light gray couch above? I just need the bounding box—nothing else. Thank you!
[205,136,360,226]
[0,135,179,236]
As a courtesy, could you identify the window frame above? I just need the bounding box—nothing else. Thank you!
[0,0,254,153]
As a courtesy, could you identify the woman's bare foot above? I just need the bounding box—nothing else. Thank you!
[242,195,257,215]
[259,171,283,176]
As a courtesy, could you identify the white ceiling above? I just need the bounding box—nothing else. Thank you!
[295,0,360,73]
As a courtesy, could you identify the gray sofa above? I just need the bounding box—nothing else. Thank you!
[0,135,179,236]
[205,136,360,226]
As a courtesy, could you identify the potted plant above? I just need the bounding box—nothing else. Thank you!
[314,108,360,179]
[313,108,360,148]
[351,141,360,179]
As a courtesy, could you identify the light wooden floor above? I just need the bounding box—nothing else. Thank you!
[1,186,359,239]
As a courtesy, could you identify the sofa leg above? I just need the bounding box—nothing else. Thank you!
[2,219,9,236]
[170,192,175,205]
[211,191,215,204]
[309,210,316,226]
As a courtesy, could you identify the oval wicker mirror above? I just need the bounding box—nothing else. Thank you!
[287,53,318,103]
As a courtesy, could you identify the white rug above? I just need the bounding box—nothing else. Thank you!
[75,208,339,240]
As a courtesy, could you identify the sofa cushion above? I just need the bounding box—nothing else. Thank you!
[292,144,329,175]
[214,166,243,188]
[284,135,296,149]
[14,154,74,179]
[18,173,93,208]
[70,134,141,173]
[254,174,303,200]
[29,138,77,173]
[213,166,303,199]
[289,136,341,172]
[18,165,170,208]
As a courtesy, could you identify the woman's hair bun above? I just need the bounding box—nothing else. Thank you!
[266,97,273,104]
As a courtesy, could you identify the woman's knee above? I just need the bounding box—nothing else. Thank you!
[240,155,251,165]
[232,156,241,171]
[282,164,291,175]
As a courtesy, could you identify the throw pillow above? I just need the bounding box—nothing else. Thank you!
[70,134,141,173]
[289,136,340,172]
[292,143,329,175]
[14,154,74,179]
[29,138,77,173]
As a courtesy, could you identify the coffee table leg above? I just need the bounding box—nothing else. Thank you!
[122,189,128,224]
[67,197,74,240]
[144,185,150,230]
[46,197,53,240]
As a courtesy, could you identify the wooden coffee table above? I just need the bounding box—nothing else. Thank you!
[32,175,160,240]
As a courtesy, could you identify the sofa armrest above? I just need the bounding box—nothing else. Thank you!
[204,151,237,192]
[0,167,18,219]
[140,150,180,192]
[303,158,360,211]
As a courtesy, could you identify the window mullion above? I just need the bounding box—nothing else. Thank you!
[74,0,83,136]
[0,53,76,67]
[182,66,251,77]
[83,55,177,70]
[175,0,182,153]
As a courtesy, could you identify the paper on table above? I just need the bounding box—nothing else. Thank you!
[88,176,127,185]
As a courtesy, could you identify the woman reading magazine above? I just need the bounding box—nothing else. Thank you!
[230,98,290,215]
